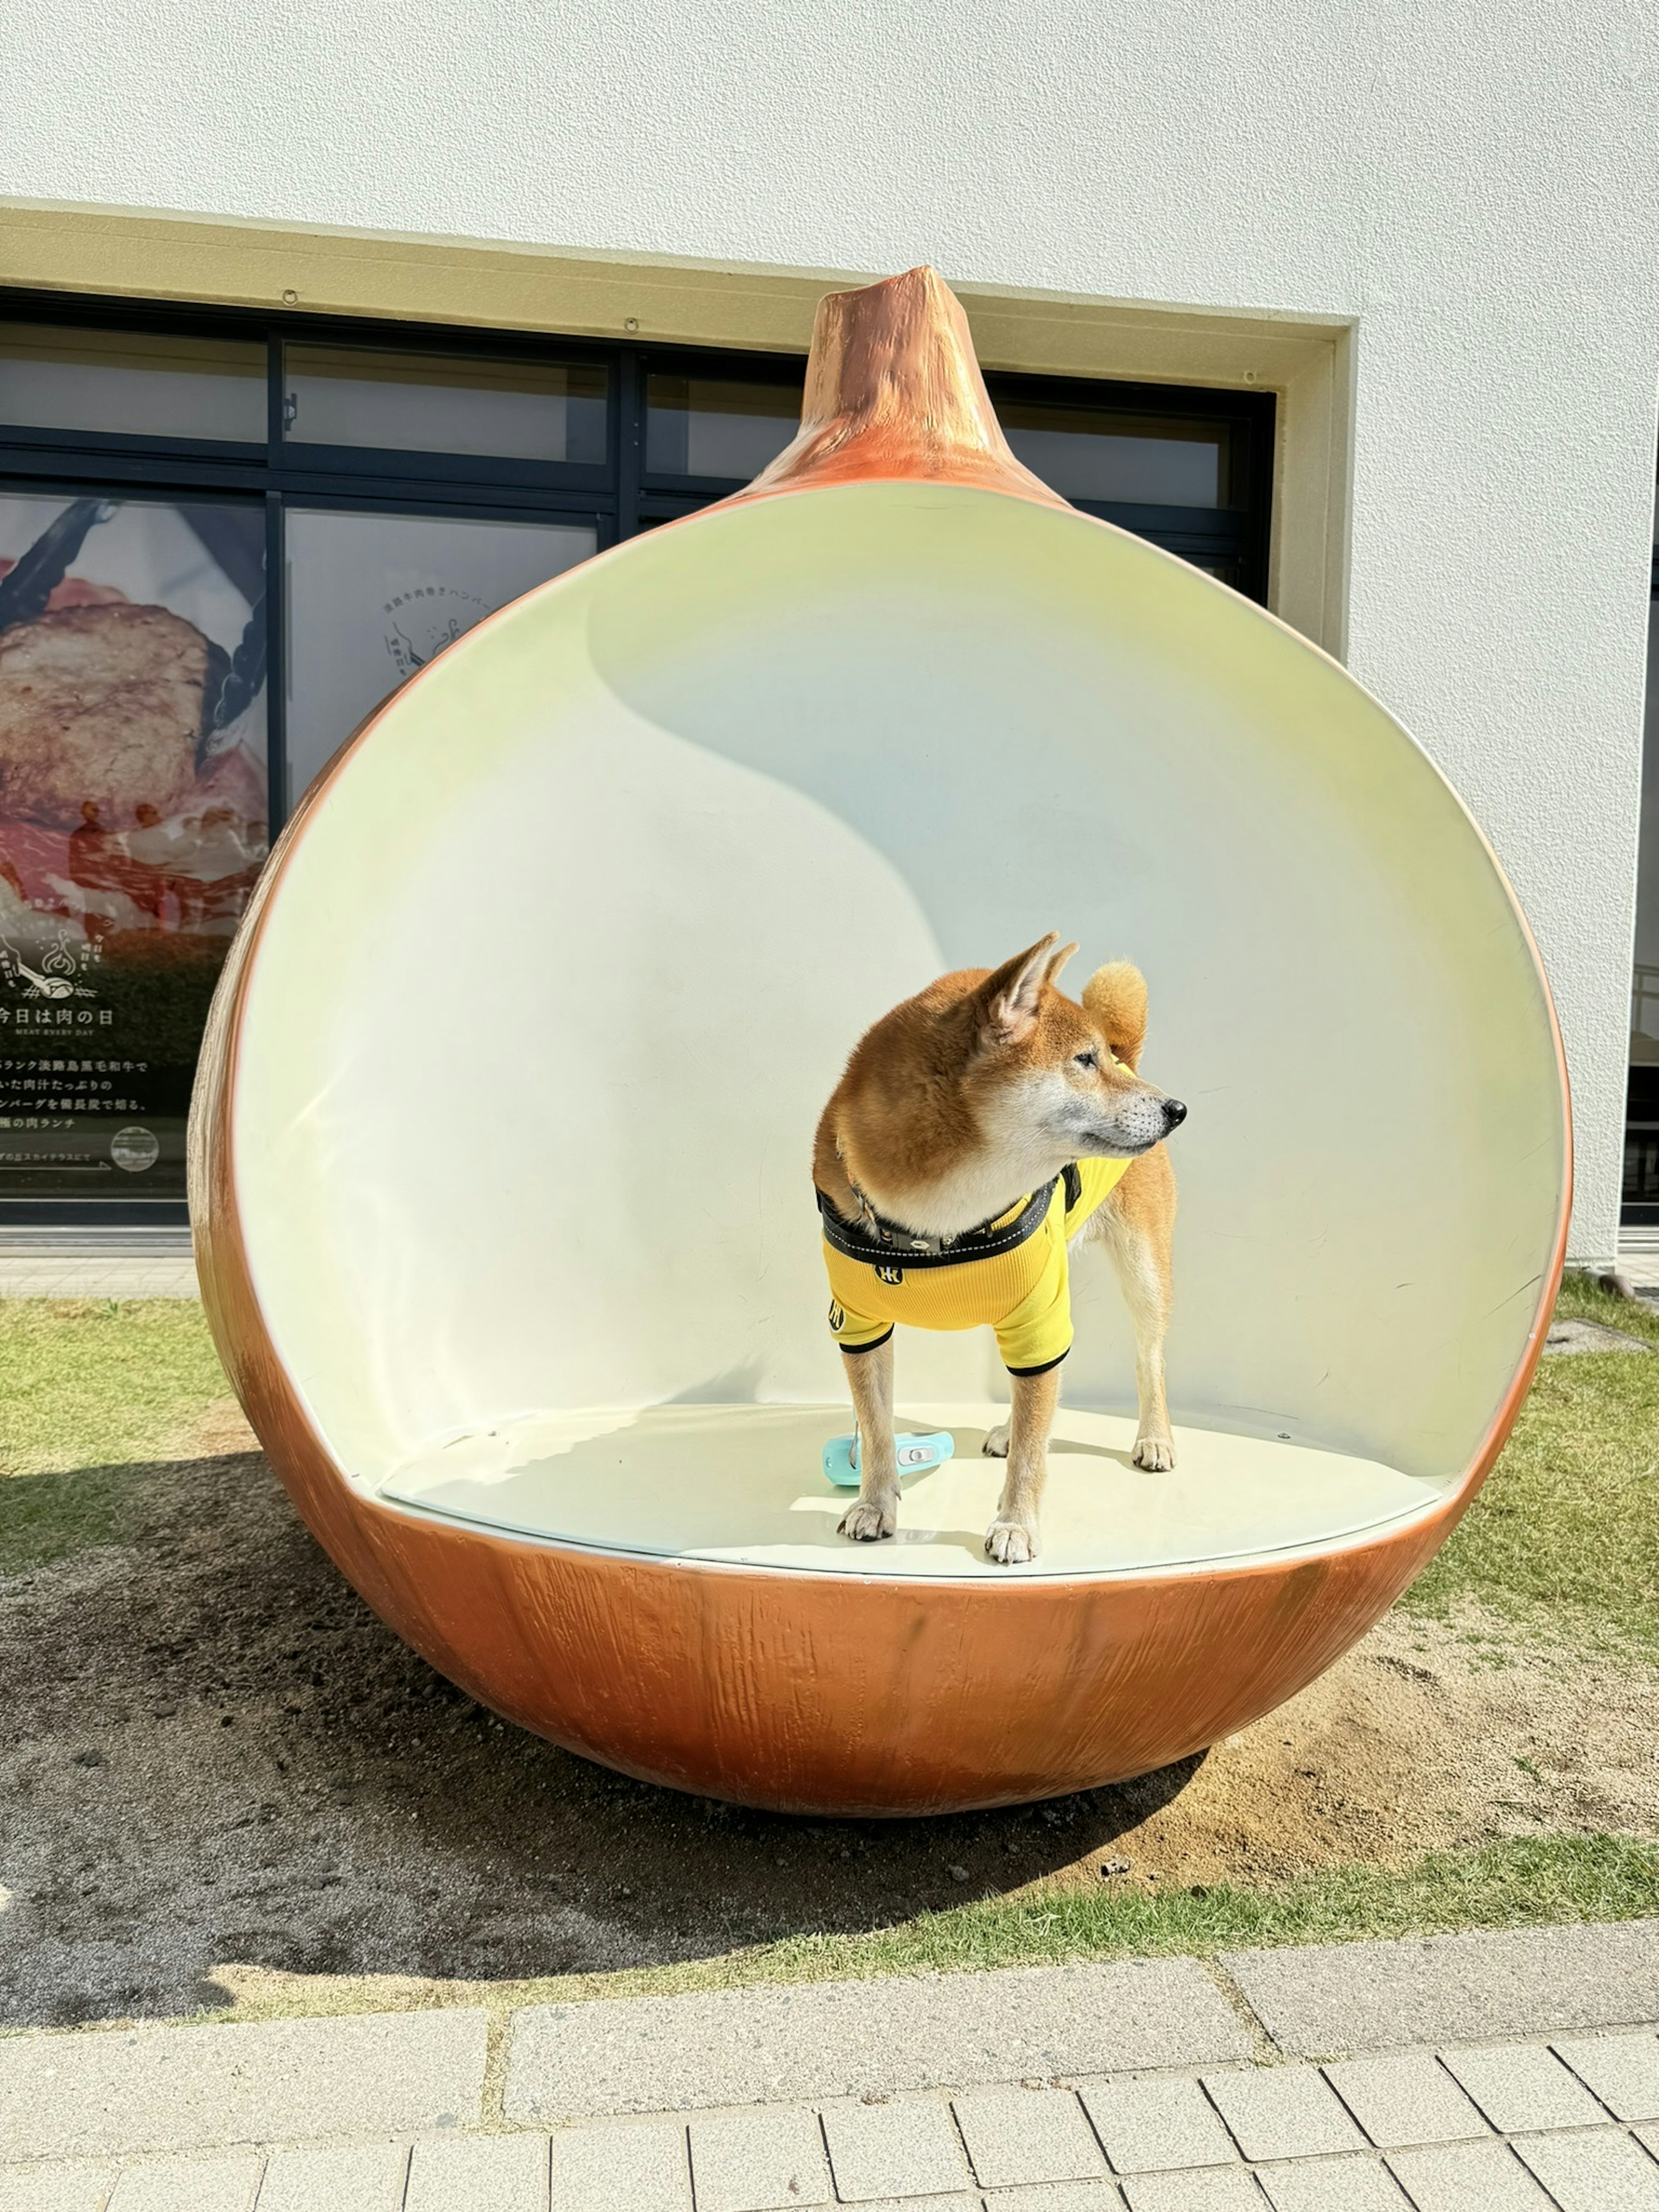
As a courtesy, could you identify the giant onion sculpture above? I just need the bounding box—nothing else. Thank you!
[191,268,1569,1815]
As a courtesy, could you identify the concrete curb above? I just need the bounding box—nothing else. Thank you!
[1223,1920,1659,2057]
[0,2010,487,2162]
[0,1920,1656,2167]
[505,1958,1252,2121]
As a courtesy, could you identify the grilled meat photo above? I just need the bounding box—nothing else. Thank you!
[0,602,224,830]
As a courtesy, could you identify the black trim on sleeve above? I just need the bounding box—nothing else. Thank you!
[838,1328,894,1356]
[1005,1349,1071,1377]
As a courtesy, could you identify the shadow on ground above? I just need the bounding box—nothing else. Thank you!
[0,1452,1199,2028]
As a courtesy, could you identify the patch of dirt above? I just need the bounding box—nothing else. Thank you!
[169,1395,259,1460]
[2,1443,1655,2029]
[1102,1610,1659,1889]
[1545,1317,1653,1357]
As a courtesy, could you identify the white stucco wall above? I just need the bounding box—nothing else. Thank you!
[5,0,1658,1257]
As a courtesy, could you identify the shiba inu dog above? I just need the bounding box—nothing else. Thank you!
[813,933,1185,1564]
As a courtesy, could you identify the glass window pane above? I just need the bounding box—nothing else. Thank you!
[0,323,267,442]
[996,400,1230,508]
[283,507,597,805]
[645,374,802,481]
[283,346,607,464]
[0,491,268,1201]
[1626,1088,1659,1207]
[1631,600,1659,1066]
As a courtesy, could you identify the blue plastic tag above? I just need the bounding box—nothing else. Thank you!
[821,1430,956,1487]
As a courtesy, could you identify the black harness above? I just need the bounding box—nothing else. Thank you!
[816,1162,1083,1272]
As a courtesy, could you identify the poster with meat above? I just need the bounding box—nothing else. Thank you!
[0,493,266,1201]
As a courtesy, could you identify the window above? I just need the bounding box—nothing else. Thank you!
[0,295,1275,1222]
[997,402,1227,505]
[645,372,803,482]
[0,489,266,1205]
[1625,561,1659,1223]
[637,359,1271,587]
[283,508,597,805]
[0,323,266,443]
[282,345,609,466]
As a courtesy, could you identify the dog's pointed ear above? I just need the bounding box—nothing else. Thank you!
[1045,940,1079,991]
[981,931,1062,1047]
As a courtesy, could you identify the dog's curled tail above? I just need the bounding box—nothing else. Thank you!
[1083,960,1148,1071]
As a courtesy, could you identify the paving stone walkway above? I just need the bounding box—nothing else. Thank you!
[2,1922,1657,2210]
[0,1232,197,1300]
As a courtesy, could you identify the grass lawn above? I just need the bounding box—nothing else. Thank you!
[191,1834,1659,2024]
[1406,1271,1659,1659]
[540,1834,1659,2006]
[0,1297,237,1575]
[0,1295,231,1484]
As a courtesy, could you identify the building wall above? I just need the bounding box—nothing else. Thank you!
[5,0,1658,1257]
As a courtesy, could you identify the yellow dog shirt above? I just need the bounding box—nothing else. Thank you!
[819,1154,1132,1375]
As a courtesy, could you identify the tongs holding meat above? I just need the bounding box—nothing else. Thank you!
[0,497,266,768]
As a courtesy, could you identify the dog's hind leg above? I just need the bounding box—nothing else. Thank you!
[1096,1149,1177,1471]
[838,1338,902,1541]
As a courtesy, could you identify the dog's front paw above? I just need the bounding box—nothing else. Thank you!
[984,1516,1039,1565]
[839,1495,899,1542]
[982,1422,1011,1459]
[1133,1434,1175,1471]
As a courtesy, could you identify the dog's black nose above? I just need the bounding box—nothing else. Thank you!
[1163,1098,1188,1127]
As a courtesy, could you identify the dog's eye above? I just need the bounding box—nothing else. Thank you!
[1074,1049,1098,1071]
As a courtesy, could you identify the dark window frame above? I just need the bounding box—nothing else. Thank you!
[1622,553,1659,1226]
[0,289,1277,1227]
